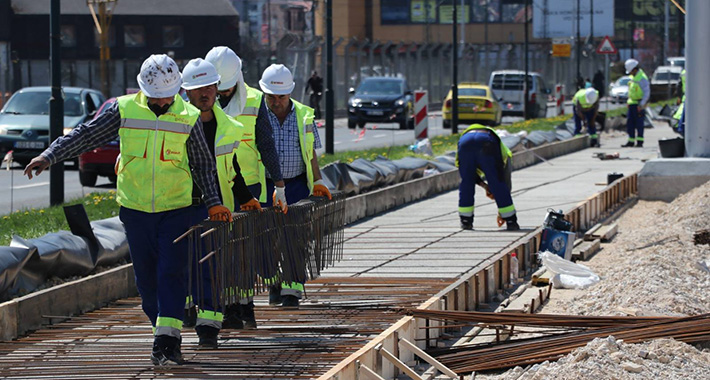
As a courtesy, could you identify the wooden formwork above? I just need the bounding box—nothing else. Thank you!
[319,172,639,380]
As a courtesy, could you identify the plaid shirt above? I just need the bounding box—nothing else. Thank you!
[41,101,222,209]
[266,101,321,179]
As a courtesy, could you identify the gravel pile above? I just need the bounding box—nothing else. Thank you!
[495,337,710,380]
[550,180,710,317]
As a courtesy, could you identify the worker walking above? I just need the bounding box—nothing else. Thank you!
[205,46,286,329]
[622,59,650,147]
[259,64,332,308]
[457,124,519,231]
[23,54,232,366]
[181,58,261,348]
[572,87,600,147]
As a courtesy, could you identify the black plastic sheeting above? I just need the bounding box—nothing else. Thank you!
[0,217,128,300]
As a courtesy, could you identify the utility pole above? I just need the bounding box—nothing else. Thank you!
[50,0,64,206]
[663,0,669,64]
[87,0,116,98]
[451,0,459,134]
[325,0,334,154]
[576,0,581,90]
[524,0,529,120]
[484,0,489,81]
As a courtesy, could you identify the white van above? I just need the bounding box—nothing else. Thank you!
[488,70,550,118]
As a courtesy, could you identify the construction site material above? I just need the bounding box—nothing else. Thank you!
[638,158,710,202]
[421,311,710,374]
[584,222,618,242]
[571,238,601,261]
[540,251,599,289]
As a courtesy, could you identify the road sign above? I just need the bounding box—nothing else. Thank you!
[414,90,428,139]
[596,36,617,55]
[552,43,571,57]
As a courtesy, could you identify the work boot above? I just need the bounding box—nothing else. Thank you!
[241,302,258,330]
[504,215,520,231]
[635,141,644,147]
[269,285,283,305]
[621,141,635,148]
[281,295,300,308]
[460,216,473,230]
[151,335,184,366]
[590,139,600,148]
[222,304,244,330]
[195,325,219,349]
[183,306,197,328]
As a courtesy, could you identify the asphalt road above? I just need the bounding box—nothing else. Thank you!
[0,99,623,214]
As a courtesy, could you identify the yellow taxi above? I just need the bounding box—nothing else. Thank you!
[442,82,502,128]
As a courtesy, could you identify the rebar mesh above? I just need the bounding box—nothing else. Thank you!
[184,192,346,311]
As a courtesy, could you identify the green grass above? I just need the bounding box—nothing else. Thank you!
[604,98,679,118]
[0,191,120,246]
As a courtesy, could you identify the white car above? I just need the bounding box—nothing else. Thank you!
[608,77,630,104]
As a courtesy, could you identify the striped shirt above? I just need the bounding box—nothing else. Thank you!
[265,101,321,179]
[40,101,222,209]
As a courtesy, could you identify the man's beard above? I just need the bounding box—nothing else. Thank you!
[149,102,172,116]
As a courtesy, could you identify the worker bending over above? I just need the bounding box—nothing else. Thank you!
[457,124,519,231]
[573,87,600,147]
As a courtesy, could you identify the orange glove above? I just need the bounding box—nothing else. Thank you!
[273,186,288,214]
[312,179,332,200]
[497,213,505,227]
[208,205,233,222]
[485,189,495,200]
[240,198,262,211]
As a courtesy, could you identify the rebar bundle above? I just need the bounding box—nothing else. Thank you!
[409,310,710,374]
[183,192,346,311]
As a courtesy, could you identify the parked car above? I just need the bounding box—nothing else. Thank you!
[0,87,105,167]
[666,56,685,69]
[442,82,502,128]
[608,76,630,104]
[488,70,550,118]
[347,77,414,129]
[650,65,683,102]
[78,98,118,186]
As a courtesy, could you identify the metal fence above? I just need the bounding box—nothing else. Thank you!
[3,38,612,111]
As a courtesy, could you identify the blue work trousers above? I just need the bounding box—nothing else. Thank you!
[119,206,192,333]
[573,106,597,138]
[458,132,514,216]
[189,205,221,318]
[626,104,645,142]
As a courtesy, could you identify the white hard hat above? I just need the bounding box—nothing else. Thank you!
[181,58,221,90]
[625,58,639,74]
[259,64,295,95]
[137,54,182,98]
[205,46,242,91]
[585,88,599,104]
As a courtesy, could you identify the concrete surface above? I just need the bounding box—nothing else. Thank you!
[638,157,710,201]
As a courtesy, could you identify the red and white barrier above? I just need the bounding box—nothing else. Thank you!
[414,90,428,139]
[555,84,565,115]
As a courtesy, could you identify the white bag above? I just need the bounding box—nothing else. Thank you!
[539,251,600,289]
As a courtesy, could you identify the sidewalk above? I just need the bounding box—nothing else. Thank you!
[321,123,677,280]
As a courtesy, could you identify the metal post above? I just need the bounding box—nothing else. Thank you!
[524,0,529,120]
[325,0,334,155]
[685,0,710,157]
[484,0,489,82]
[664,0,669,64]
[451,2,459,134]
[576,0,580,90]
[604,54,609,111]
[49,0,64,205]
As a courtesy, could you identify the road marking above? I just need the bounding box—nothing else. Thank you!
[334,141,342,145]
[14,182,49,189]
[372,134,387,138]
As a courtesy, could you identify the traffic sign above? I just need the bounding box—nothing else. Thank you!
[596,36,617,54]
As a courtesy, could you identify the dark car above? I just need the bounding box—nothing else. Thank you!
[0,87,105,167]
[78,98,118,186]
[347,77,414,129]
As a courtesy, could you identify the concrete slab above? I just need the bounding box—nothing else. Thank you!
[638,158,710,201]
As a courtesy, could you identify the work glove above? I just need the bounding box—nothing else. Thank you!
[239,198,262,211]
[496,213,505,227]
[273,186,288,214]
[312,179,332,200]
[208,205,233,222]
[486,189,495,200]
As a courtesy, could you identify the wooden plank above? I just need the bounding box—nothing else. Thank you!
[584,223,602,241]
[377,345,425,380]
[596,223,618,242]
[359,362,386,380]
[572,239,601,262]
[399,338,458,379]
[531,269,552,286]
[502,286,550,313]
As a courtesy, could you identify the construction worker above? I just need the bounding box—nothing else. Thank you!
[673,68,686,136]
[622,59,650,147]
[22,54,232,365]
[572,87,600,147]
[259,64,332,308]
[456,124,519,231]
[181,58,262,348]
[205,46,285,328]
